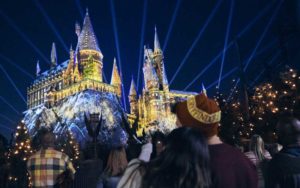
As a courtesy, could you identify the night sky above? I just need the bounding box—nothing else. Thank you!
[1,0,300,138]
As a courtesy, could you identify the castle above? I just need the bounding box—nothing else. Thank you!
[27,10,196,135]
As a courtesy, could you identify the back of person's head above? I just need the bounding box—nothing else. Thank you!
[277,117,300,147]
[41,131,56,149]
[151,131,166,159]
[143,127,211,188]
[249,134,266,161]
[105,147,128,177]
[174,93,221,138]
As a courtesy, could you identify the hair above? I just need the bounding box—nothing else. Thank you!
[249,135,266,161]
[41,131,56,149]
[277,117,300,146]
[142,127,211,188]
[104,147,128,177]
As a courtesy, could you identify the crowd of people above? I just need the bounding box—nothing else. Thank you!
[1,92,300,188]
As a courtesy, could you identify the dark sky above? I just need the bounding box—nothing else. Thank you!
[0,0,299,138]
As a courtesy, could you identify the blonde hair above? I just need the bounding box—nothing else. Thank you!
[105,147,128,176]
[249,135,266,161]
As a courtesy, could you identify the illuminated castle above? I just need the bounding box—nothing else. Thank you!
[27,11,122,109]
[26,11,196,135]
[128,27,197,135]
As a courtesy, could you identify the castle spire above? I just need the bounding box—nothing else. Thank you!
[36,60,41,77]
[154,26,161,52]
[110,58,121,85]
[77,9,101,52]
[129,77,137,96]
[51,42,57,68]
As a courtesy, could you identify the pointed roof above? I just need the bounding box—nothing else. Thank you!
[77,10,101,52]
[51,42,57,67]
[110,58,121,85]
[154,26,162,52]
[36,60,41,77]
[129,77,137,96]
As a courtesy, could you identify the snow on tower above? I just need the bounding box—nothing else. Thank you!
[51,42,57,68]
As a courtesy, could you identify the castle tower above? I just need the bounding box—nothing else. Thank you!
[51,42,57,68]
[128,77,138,115]
[110,58,122,97]
[36,60,41,77]
[77,9,103,82]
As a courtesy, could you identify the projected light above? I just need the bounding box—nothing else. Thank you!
[137,0,148,91]
[163,0,182,51]
[76,0,84,19]
[228,0,283,98]
[0,114,15,124]
[170,0,223,85]
[183,1,275,91]
[0,64,26,103]
[208,67,238,90]
[217,0,234,89]
[33,0,68,52]
[0,124,14,132]
[109,0,127,111]
[0,54,34,79]
[0,11,50,64]
[0,96,20,115]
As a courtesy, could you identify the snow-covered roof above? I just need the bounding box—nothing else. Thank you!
[34,60,69,84]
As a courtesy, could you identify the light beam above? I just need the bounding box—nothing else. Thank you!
[208,67,238,90]
[170,0,223,85]
[75,0,84,19]
[163,0,182,51]
[33,0,68,52]
[0,64,26,103]
[217,0,234,89]
[0,96,20,115]
[109,0,127,111]
[137,0,148,91]
[0,11,50,64]
[0,54,34,79]
[183,1,275,91]
[0,114,15,124]
[229,0,283,97]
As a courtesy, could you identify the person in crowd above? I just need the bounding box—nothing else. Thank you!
[98,147,128,188]
[117,127,211,188]
[150,131,166,159]
[245,134,272,187]
[27,131,76,187]
[174,92,258,188]
[265,117,300,187]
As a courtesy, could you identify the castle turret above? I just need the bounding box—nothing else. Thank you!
[129,77,138,115]
[36,60,41,77]
[77,9,103,82]
[75,22,81,38]
[110,58,122,97]
[51,42,57,68]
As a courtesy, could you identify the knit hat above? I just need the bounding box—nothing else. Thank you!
[175,93,221,137]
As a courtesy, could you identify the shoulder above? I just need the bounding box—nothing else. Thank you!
[117,159,145,188]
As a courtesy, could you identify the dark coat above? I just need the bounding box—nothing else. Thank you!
[266,146,300,188]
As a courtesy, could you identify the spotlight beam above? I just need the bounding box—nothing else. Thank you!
[0,64,26,103]
[0,114,16,124]
[33,0,68,52]
[0,11,50,64]
[170,0,223,85]
[0,96,20,115]
[75,0,84,19]
[163,0,182,51]
[0,54,34,79]
[207,67,238,90]
[183,1,275,91]
[251,50,281,86]
[229,0,283,97]
[137,0,148,91]
[0,124,14,132]
[109,0,127,111]
[217,0,234,89]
